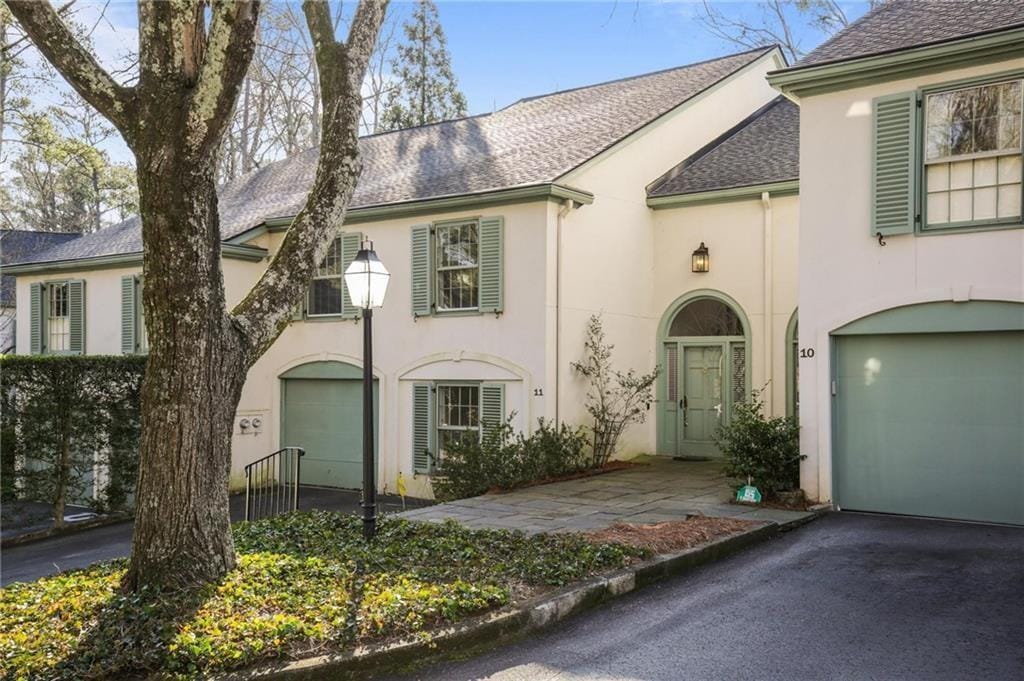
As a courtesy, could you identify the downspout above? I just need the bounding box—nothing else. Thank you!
[761,191,774,414]
[555,198,574,425]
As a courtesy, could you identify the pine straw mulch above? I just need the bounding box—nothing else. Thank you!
[581,515,761,554]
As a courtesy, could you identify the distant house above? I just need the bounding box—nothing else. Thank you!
[6,46,800,499]
[0,230,81,353]
[770,0,1024,525]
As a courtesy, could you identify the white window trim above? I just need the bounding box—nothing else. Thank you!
[434,220,480,313]
[920,73,1024,232]
[434,382,481,468]
[306,236,345,317]
[45,280,71,354]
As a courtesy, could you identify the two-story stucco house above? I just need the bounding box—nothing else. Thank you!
[7,46,803,501]
[770,0,1024,525]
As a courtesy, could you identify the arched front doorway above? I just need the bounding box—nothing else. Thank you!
[657,291,750,458]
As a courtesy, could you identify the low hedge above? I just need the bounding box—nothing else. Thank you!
[0,511,645,679]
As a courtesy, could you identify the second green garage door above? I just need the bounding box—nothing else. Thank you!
[281,363,378,490]
[834,331,1024,525]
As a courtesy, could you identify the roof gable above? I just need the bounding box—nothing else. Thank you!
[647,96,799,199]
[11,47,775,268]
[798,0,1024,69]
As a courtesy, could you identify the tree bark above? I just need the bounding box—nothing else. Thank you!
[10,0,387,592]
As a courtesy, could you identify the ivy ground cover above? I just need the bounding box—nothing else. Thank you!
[0,511,644,680]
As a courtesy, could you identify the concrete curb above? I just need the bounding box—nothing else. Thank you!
[220,517,805,680]
[0,512,132,549]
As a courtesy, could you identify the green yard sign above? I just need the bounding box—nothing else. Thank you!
[736,485,762,504]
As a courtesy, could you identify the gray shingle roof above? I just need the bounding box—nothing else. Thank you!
[797,0,1024,68]
[13,47,774,268]
[0,230,81,304]
[647,97,798,198]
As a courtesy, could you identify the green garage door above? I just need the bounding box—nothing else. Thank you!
[835,331,1024,525]
[281,367,378,490]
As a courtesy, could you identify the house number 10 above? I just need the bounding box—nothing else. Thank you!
[799,348,815,359]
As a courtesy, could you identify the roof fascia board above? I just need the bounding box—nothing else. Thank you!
[231,183,594,243]
[4,243,268,276]
[647,180,799,208]
[559,48,786,184]
[768,28,1024,98]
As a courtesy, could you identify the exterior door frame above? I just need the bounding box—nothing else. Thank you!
[656,289,752,457]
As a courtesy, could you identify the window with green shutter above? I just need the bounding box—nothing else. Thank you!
[31,280,85,355]
[412,381,506,475]
[305,231,363,318]
[409,216,504,318]
[872,91,919,236]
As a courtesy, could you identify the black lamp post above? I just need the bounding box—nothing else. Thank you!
[344,240,390,539]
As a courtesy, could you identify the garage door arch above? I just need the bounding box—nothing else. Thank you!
[832,300,1024,525]
[280,360,378,489]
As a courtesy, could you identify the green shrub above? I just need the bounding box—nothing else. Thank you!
[715,390,803,498]
[433,417,591,501]
[0,355,145,522]
[0,512,643,679]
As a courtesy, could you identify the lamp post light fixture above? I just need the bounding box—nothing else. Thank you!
[344,240,390,540]
[691,242,710,273]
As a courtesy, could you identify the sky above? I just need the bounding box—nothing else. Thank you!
[29,1,875,163]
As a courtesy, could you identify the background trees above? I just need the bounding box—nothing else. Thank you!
[380,0,466,132]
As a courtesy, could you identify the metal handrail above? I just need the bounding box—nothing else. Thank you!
[244,447,304,521]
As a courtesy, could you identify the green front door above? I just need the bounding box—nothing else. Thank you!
[683,345,724,452]
[835,331,1024,525]
[281,377,378,489]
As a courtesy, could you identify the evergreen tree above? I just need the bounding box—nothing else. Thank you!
[380,0,467,131]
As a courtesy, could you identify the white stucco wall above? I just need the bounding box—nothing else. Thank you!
[651,193,799,423]
[232,200,550,497]
[555,49,787,455]
[796,56,1024,503]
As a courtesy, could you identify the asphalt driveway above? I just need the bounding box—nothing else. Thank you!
[383,513,1024,681]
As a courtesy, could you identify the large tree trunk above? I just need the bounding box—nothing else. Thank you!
[123,137,250,588]
[9,0,387,593]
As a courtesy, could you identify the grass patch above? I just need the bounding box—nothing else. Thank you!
[1,512,645,679]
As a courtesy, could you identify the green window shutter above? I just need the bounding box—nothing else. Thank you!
[121,275,137,354]
[478,216,504,314]
[872,91,918,236]
[412,383,434,473]
[29,282,43,354]
[68,279,85,355]
[479,383,505,433]
[340,231,363,319]
[410,224,432,318]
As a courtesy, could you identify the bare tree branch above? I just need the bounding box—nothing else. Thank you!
[185,0,260,155]
[232,0,388,357]
[5,0,136,140]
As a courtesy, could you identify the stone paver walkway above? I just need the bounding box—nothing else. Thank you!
[399,457,812,533]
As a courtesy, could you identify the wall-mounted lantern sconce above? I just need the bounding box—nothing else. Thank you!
[691,242,710,273]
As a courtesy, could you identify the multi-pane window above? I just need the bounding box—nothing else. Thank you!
[436,384,480,467]
[924,79,1023,227]
[47,282,70,351]
[435,221,479,311]
[308,237,343,315]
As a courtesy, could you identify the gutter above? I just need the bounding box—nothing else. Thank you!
[2,243,269,276]
[233,183,595,244]
[767,27,1024,98]
[647,180,798,209]
[762,191,774,414]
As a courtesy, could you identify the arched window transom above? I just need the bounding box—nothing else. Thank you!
[669,298,743,336]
